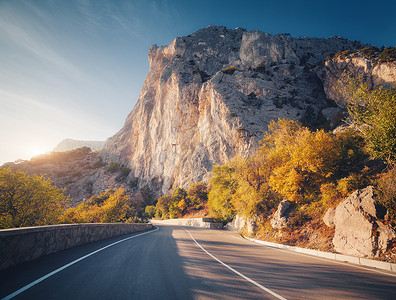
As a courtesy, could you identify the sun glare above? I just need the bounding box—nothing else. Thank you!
[27,146,47,159]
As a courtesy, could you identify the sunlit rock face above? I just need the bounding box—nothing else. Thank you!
[100,26,366,195]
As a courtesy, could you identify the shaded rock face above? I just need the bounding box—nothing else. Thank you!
[100,26,365,195]
[271,200,292,229]
[326,186,396,257]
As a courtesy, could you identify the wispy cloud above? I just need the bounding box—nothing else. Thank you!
[0,10,91,84]
[75,0,142,39]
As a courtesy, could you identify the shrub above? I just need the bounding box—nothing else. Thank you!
[320,183,342,207]
[144,205,156,219]
[336,173,368,197]
[187,182,208,211]
[106,162,120,173]
[116,166,131,182]
[60,188,131,223]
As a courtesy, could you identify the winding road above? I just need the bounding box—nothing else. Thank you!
[1,225,396,299]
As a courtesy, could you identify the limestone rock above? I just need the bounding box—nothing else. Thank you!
[226,215,247,232]
[226,215,256,235]
[100,26,365,195]
[331,186,395,257]
[323,207,336,227]
[271,200,292,229]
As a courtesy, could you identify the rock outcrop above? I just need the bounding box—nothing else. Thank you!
[318,49,396,106]
[271,200,292,229]
[324,186,396,257]
[100,26,366,195]
[226,215,256,235]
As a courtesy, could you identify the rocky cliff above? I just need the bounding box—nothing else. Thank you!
[100,26,367,195]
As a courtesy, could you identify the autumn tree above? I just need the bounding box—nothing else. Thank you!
[0,168,69,229]
[207,164,237,222]
[155,195,173,219]
[187,182,208,211]
[338,73,396,164]
[262,119,341,203]
[231,155,279,218]
[60,188,131,223]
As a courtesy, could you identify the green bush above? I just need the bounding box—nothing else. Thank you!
[116,166,131,182]
[106,162,120,173]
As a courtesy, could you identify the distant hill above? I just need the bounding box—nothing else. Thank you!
[53,139,106,152]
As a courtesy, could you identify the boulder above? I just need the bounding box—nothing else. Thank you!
[271,200,292,229]
[329,186,396,257]
[226,215,246,231]
[323,207,335,227]
[226,215,257,235]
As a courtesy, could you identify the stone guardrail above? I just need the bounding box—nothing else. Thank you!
[152,218,223,229]
[244,236,396,273]
[0,223,152,270]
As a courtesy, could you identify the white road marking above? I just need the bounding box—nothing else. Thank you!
[2,226,159,300]
[184,229,288,300]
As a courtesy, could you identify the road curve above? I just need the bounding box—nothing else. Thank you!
[1,225,396,299]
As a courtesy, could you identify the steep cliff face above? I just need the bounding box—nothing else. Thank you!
[100,26,365,195]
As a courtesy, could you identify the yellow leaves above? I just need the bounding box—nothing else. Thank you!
[262,119,342,204]
[0,168,69,229]
[60,188,131,224]
[177,199,187,212]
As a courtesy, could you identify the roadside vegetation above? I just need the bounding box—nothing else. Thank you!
[60,188,146,224]
[0,168,69,229]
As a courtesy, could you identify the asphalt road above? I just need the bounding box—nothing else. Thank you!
[1,225,396,299]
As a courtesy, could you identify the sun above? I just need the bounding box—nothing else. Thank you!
[26,145,47,159]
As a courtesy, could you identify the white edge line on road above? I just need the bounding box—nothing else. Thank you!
[184,229,287,300]
[243,236,396,278]
[2,226,159,300]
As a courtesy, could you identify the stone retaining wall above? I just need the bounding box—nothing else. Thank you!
[0,223,152,270]
[152,218,223,229]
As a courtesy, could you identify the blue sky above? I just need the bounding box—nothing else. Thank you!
[1,0,395,164]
